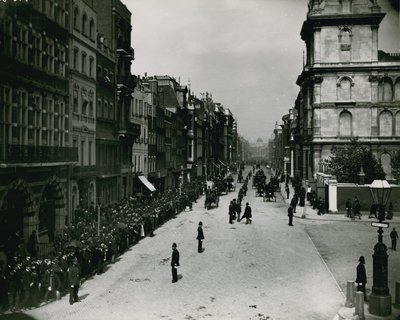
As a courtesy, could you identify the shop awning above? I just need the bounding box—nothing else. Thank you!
[138,175,156,192]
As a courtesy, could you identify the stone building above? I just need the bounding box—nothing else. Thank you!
[95,31,119,206]
[0,1,75,256]
[92,0,140,199]
[296,0,400,184]
[69,0,97,215]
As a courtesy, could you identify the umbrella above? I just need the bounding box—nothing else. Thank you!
[67,239,83,248]
[117,222,128,229]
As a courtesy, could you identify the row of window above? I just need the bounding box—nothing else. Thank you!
[72,48,95,78]
[133,155,156,173]
[338,110,400,137]
[73,6,95,41]
[72,86,94,117]
[72,136,94,166]
[31,0,68,28]
[97,97,114,120]
[1,19,67,77]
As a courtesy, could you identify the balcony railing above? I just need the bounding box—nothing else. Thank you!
[2,145,78,164]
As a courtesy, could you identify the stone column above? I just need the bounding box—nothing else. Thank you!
[314,27,321,64]
[328,179,338,213]
[371,25,379,62]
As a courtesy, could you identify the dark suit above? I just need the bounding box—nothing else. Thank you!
[171,248,180,282]
[356,262,367,299]
[390,230,398,250]
[288,206,294,226]
[240,205,252,223]
[68,264,80,304]
[197,227,204,253]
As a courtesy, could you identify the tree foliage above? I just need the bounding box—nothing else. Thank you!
[327,140,385,184]
[391,151,400,182]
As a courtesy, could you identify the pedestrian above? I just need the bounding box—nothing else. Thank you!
[68,257,80,305]
[236,199,242,222]
[355,256,367,301]
[390,227,398,250]
[288,205,294,226]
[240,202,252,224]
[285,184,290,199]
[345,198,352,218]
[290,194,298,213]
[171,243,180,283]
[197,222,204,253]
[228,200,235,224]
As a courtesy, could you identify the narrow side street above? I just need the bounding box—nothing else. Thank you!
[24,172,344,320]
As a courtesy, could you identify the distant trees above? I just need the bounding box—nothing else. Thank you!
[391,151,400,182]
[327,139,385,184]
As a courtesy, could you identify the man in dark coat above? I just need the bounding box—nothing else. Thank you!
[171,243,180,283]
[355,256,367,301]
[235,199,242,222]
[290,194,298,213]
[390,227,399,250]
[288,205,294,226]
[228,200,235,224]
[68,258,80,305]
[240,202,252,224]
[285,184,290,200]
[197,222,204,253]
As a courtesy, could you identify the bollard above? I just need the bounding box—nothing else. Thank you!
[354,291,365,320]
[395,281,400,308]
[345,280,355,307]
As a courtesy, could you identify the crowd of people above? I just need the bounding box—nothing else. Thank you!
[0,179,205,313]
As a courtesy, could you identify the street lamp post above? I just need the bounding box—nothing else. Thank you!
[368,180,392,317]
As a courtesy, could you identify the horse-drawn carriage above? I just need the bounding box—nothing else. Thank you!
[263,183,276,202]
[204,182,220,210]
[252,169,266,189]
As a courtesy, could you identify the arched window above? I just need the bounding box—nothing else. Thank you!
[394,78,400,101]
[379,78,393,102]
[73,7,79,29]
[89,19,95,40]
[339,111,352,136]
[381,153,392,180]
[82,13,88,35]
[338,77,352,100]
[379,111,393,137]
[395,112,400,136]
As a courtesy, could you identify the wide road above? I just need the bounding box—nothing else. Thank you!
[25,169,345,320]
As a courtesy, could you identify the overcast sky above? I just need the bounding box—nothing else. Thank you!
[126,0,400,143]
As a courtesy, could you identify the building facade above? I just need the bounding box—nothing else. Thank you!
[69,0,97,216]
[296,0,400,184]
[0,1,75,256]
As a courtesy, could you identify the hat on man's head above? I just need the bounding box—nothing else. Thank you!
[172,243,177,248]
[359,256,365,263]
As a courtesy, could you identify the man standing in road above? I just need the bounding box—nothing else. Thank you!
[240,202,252,224]
[285,184,290,199]
[290,194,298,213]
[356,256,367,301]
[171,243,180,283]
[197,222,204,253]
[68,258,80,305]
[390,227,398,250]
[228,200,235,224]
[288,205,294,226]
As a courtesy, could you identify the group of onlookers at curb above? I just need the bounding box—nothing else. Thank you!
[0,179,205,313]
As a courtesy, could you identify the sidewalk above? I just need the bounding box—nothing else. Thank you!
[279,183,400,224]
[279,182,400,320]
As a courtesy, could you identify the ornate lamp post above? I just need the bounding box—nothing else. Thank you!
[368,180,392,316]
